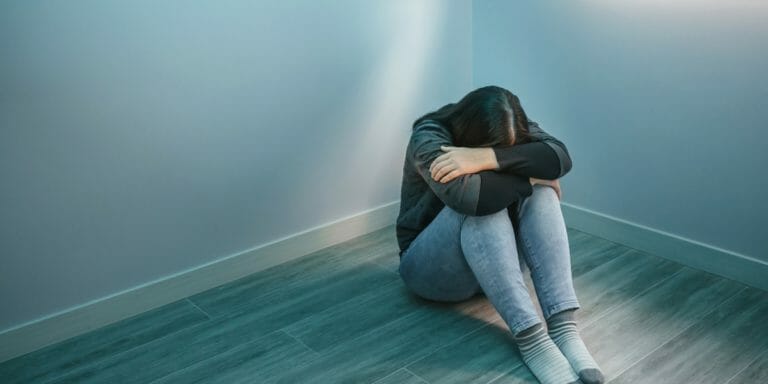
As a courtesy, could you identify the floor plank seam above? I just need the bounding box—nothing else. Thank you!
[279,329,321,355]
[143,328,295,384]
[402,316,526,384]
[34,307,221,384]
[607,284,749,381]
[402,320,495,372]
[404,367,432,383]
[270,276,403,346]
[722,347,766,384]
[284,295,491,379]
[368,368,402,384]
[68,310,231,380]
[184,298,212,320]
[189,257,396,323]
[273,280,411,356]
[484,367,522,384]
[369,367,413,384]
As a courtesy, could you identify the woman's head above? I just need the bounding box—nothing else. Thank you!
[412,85,532,147]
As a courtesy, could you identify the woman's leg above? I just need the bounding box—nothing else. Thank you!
[397,207,527,301]
[514,184,604,384]
[513,184,580,321]
[398,204,482,303]
[398,204,540,332]
[458,207,542,335]
[399,203,582,384]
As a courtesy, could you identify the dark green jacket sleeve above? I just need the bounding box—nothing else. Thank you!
[491,119,573,179]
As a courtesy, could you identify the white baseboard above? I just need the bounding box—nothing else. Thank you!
[0,201,401,363]
[561,202,768,293]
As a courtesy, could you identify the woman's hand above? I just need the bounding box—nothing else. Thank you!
[529,177,562,201]
[430,145,498,183]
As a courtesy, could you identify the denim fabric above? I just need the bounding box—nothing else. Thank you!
[398,184,581,335]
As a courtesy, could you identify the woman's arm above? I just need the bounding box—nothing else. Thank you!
[491,142,564,179]
[432,119,573,182]
[410,122,533,216]
[491,119,573,179]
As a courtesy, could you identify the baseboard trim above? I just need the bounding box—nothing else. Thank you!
[0,201,400,363]
[561,202,768,293]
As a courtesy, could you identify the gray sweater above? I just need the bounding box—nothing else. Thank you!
[395,118,573,257]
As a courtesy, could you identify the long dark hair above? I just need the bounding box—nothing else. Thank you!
[412,85,532,147]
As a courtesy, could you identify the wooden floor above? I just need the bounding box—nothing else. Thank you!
[2,225,767,384]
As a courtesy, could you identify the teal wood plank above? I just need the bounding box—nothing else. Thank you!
[281,278,418,352]
[0,299,208,384]
[187,247,400,325]
[189,226,395,318]
[611,286,768,384]
[569,248,683,326]
[487,369,539,383]
[487,367,538,383]
[726,348,768,384]
[48,261,398,383]
[406,238,677,383]
[370,249,401,274]
[407,322,522,384]
[343,226,402,275]
[566,228,627,279]
[372,368,430,384]
[273,293,500,383]
[149,330,318,384]
[567,267,745,382]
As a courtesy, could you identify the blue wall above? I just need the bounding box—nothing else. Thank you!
[474,0,767,262]
[3,0,765,335]
[0,0,473,332]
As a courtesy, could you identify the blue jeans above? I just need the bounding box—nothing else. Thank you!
[398,184,581,336]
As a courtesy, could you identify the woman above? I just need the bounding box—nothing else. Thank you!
[395,86,604,384]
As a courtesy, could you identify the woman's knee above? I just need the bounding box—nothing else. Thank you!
[519,185,560,213]
[530,184,558,202]
[437,204,470,225]
[442,204,515,230]
[462,205,512,230]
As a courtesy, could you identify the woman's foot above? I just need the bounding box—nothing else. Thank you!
[514,322,583,384]
[547,309,605,384]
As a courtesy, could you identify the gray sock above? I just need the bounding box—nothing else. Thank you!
[514,322,582,384]
[547,309,605,384]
